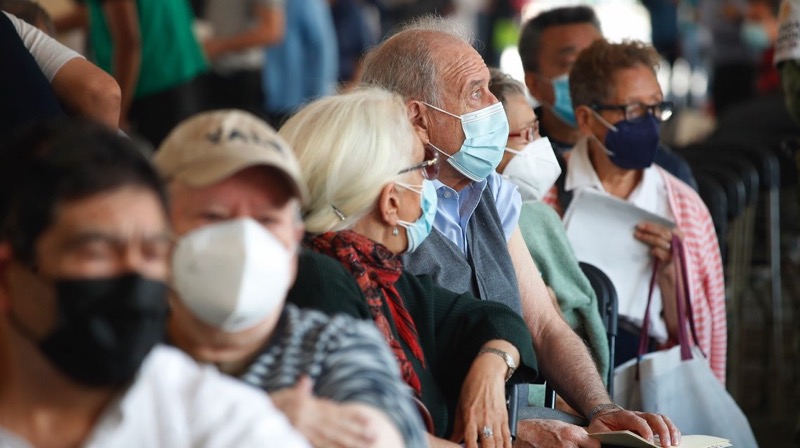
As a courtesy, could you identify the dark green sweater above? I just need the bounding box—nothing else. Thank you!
[287,249,539,437]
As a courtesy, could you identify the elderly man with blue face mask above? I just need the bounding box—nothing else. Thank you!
[361,15,681,448]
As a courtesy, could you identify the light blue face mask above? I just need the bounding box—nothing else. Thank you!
[396,180,438,253]
[741,22,771,52]
[548,74,578,128]
[424,102,509,181]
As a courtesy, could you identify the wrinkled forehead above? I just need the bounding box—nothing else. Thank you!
[432,39,490,101]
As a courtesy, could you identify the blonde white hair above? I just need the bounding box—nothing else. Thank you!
[279,88,417,233]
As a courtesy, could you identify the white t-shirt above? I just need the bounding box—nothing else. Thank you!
[3,11,82,81]
[565,138,674,343]
[0,345,310,448]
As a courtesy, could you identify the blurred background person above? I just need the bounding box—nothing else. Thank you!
[1,0,54,33]
[201,0,284,113]
[743,0,781,94]
[330,0,377,89]
[701,0,760,115]
[0,6,120,131]
[57,0,209,145]
[262,0,337,127]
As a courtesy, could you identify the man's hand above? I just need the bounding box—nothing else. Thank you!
[269,376,378,448]
[514,419,600,448]
[588,407,681,447]
[450,350,513,448]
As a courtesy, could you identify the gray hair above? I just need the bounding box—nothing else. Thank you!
[488,68,526,105]
[360,15,475,107]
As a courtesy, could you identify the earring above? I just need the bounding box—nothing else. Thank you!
[392,227,399,236]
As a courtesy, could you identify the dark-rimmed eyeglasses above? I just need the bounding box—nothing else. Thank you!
[399,145,440,180]
[591,101,674,123]
[508,119,540,144]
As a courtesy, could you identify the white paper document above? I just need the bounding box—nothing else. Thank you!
[564,189,675,327]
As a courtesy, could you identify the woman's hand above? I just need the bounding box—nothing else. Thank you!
[450,343,518,448]
[634,222,684,341]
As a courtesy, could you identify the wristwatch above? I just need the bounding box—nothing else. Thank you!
[478,347,517,381]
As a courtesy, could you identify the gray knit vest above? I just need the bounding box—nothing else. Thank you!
[403,186,522,315]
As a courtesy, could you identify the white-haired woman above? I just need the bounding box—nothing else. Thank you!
[281,87,539,448]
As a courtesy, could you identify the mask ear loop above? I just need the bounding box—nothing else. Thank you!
[428,142,452,160]
[422,102,461,120]
[586,108,619,158]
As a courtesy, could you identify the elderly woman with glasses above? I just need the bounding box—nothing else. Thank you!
[542,39,726,384]
[487,68,611,395]
[280,87,539,447]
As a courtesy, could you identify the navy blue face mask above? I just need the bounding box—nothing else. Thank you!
[591,111,660,170]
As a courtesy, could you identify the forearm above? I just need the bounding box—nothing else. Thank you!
[113,44,140,120]
[533,317,610,417]
[205,28,279,58]
[205,6,284,59]
[102,0,140,123]
[429,434,460,447]
[345,403,404,448]
[51,58,121,128]
[508,227,609,417]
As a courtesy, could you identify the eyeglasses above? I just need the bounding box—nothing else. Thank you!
[591,101,674,123]
[508,119,540,143]
[399,145,440,180]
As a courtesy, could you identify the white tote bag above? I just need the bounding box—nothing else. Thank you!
[613,237,758,447]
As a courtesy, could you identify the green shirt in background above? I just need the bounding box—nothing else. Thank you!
[87,0,208,99]
[518,201,611,386]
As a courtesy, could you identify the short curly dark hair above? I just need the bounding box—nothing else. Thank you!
[569,39,660,108]
[0,119,167,264]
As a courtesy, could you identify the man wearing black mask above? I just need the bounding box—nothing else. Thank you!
[0,120,308,447]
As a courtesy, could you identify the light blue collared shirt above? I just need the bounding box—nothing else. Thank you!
[433,171,522,255]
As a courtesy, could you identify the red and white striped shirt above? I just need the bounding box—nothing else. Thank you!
[544,166,728,384]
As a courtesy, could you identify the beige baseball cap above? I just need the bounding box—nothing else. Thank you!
[154,109,307,203]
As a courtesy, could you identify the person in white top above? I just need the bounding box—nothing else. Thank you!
[2,10,121,129]
[0,120,308,448]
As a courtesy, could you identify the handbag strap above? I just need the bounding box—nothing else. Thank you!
[638,234,701,361]
[674,236,705,358]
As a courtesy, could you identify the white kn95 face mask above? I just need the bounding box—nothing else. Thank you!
[171,218,293,332]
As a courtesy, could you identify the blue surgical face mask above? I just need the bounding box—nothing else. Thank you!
[424,102,509,181]
[591,110,660,170]
[396,180,438,253]
[741,22,771,52]
[547,74,578,128]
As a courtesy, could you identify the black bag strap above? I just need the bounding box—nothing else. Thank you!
[638,235,703,362]
[555,153,573,214]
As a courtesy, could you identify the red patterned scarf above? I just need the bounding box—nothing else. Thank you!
[307,230,426,396]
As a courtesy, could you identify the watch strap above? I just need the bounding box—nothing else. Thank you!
[478,347,517,381]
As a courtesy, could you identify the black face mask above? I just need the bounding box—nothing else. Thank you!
[14,273,169,388]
